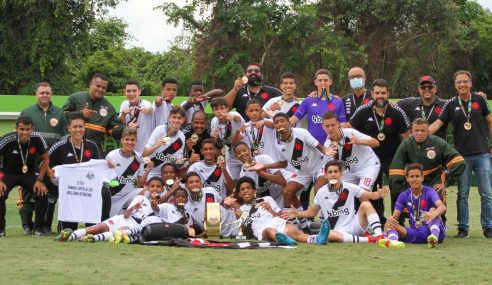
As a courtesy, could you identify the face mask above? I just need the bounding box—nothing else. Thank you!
[350,77,365,89]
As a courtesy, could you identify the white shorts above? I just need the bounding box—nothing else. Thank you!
[110,188,140,217]
[140,215,165,228]
[226,158,243,180]
[343,165,380,191]
[254,217,287,241]
[290,170,322,189]
[103,215,139,231]
[334,215,366,236]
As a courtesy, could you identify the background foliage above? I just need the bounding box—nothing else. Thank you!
[1,0,491,98]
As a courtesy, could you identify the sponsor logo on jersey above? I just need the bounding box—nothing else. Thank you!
[326,206,349,218]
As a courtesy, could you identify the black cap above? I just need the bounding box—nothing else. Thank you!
[419,75,436,86]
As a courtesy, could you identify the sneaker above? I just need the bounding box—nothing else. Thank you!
[316,219,330,245]
[378,238,405,248]
[32,228,48,237]
[275,232,298,245]
[367,234,385,243]
[54,228,73,242]
[454,229,469,238]
[427,234,438,248]
[23,226,33,235]
[483,228,492,238]
[0,230,5,237]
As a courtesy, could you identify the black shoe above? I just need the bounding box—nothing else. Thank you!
[454,229,469,238]
[0,230,5,237]
[23,226,33,235]
[32,228,48,237]
[483,228,492,238]
[43,227,54,236]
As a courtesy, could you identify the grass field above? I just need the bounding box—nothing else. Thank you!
[0,187,491,285]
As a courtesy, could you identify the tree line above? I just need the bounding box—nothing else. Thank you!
[1,0,491,98]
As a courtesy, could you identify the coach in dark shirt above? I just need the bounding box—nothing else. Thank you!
[224,63,282,121]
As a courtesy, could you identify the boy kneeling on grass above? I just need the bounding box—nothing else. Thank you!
[379,163,446,248]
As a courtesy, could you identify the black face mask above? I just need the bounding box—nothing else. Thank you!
[248,75,262,86]
[373,98,389,108]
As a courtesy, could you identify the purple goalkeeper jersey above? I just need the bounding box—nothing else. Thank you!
[294,95,347,144]
[395,185,441,229]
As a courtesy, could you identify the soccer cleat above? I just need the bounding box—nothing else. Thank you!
[367,234,385,243]
[427,234,438,248]
[80,234,95,243]
[0,230,5,237]
[316,219,330,245]
[32,228,48,237]
[378,238,405,248]
[110,230,128,244]
[54,228,73,242]
[483,228,492,238]
[275,232,298,245]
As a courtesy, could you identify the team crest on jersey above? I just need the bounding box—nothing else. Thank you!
[426,149,436,159]
[434,106,442,114]
[472,102,479,110]
[99,107,108,117]
[384,118,392,125]
[290,138,308,170]
[50,118,59,127]
[28,147,36,154]
[86,172,95,180]
[84,150,91,158]
[130,162,139,171]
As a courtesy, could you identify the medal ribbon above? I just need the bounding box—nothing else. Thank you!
[70,137,84,163]
[128,99,141,124]
[410,192,421,224]
[17,138,30,170]
[458,94,472,123]
[420,103,435,121]
[372,106,387,134]
[250,124,263,151]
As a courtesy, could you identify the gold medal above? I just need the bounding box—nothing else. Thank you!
[143,156,151,164]
[165,179,174,187]
[243,162,251,171]
[241,76,249,84]
[191,133,199,142]
[161,137,171,145]
[377,133,385,141]
[277,100,284,107]
[22,165,28,174]
[217,155,225,164]
[252,149,259,156]
[330,141,338,147]
[464,122,472,130]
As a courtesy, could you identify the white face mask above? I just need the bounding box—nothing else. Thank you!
[350,77,365,89]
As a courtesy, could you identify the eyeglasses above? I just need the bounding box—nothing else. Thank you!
[246,68,261,73]
[419,85,435,90]
[455,80,470,85]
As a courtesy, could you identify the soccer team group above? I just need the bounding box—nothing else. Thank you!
[1,63,491,248]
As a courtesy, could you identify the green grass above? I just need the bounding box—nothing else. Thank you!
[0,187,491,285]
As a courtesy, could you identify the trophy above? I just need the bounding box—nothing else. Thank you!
[225,210,249,240]
[205,202,221,238]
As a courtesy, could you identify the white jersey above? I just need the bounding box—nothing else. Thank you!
[188,161,227,197]
[157,203,194,228]
[145,125,185,178]
[54,159,116,223]
[324,128,380,172]
[314,182,365,231]
[239,154,284,207]
[210,111,246,159]
[263,97,300,123]
[240,196,282,239]
[276,128,325,174]
[181,100,207,124]
[127,194,155,221]
[152,100,174,128]
[184,187,222,231]
[242,120,279,161]
[105,149,144,196]
[120,99,153,153]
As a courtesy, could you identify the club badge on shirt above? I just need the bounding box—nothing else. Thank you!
[99,107,108,117]
[50,118,59,127]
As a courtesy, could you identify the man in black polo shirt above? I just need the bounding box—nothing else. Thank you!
[224,63,282,121]
[0,116,49,237]
[349,79,411,224]
[342,66,373,120]
[397,75,447,140]
[429,70,492,238]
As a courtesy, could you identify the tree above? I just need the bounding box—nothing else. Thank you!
[0,0,120,95]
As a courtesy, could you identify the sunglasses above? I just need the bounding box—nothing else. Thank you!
[419,85,435,90]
